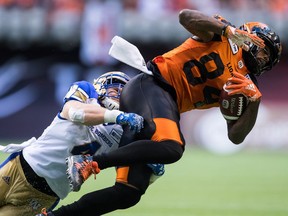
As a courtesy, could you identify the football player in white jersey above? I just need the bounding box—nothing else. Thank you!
[0,71,145,216]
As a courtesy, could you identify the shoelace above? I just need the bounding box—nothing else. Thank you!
[90,161,100,179]
[75,160,99,181]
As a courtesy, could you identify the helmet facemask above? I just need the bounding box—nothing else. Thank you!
[240,22,282,76]
[93,71,130,109]
[242,43,273,76]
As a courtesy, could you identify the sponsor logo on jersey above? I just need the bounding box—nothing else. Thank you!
[238,60,244,69]
[94,128,114,147]
[228,39,239,54]
[29,199,41,210]
[2,176,10,185]
[110,128,122,143]
[245,73,251,80]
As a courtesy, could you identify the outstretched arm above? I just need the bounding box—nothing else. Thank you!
[179,9,224,42]
[61,100,144,133]
[179,9,265,50]
[61,100,106,125]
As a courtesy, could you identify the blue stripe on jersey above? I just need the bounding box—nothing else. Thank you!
[0,152,20,169]
[48,198,60,211]
[57,112,66,120]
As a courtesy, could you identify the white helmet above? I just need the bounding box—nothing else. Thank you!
[93,71,130,110]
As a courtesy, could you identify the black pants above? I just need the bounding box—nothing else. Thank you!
[94,73,185,169]
[53,73,185,215]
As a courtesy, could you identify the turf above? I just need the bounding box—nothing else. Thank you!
[1,147,288,216]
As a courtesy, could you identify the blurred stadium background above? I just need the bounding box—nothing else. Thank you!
[0,0,287,153]
[0,1,288,215]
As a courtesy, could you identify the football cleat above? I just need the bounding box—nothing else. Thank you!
[147,164,165,185]
[147,163,165,176]
[66,155,100,192]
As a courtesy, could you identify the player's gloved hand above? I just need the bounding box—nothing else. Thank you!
[116,112,144,133]
[147,163,165,176]
[225,72,262,102]
[223,26,265,51]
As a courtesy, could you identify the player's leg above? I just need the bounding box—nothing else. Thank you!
[66,74,185,187]
[94,140,183,168]
[0,153,32,215]
[0,152,59,215]
[0,153,19,213]
[51,183,141,216]
[94,73,185,168]
[52,164,151,216]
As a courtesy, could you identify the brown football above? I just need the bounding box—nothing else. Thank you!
[219,85,249,121]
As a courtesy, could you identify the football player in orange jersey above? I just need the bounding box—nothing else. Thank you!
[41,9,282,216]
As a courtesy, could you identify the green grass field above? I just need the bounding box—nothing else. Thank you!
[1,147,288,216]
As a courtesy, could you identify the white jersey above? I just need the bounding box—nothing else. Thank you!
[22,116,122,199]
[22,81,123,199]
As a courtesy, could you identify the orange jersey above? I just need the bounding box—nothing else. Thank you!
[153,36,249,113]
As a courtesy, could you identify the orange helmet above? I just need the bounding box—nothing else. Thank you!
[239,22,282,76]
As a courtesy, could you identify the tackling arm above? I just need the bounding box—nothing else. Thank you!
[61,100,144,133]
[61,100,106,125]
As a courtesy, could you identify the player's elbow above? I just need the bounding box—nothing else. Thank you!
[179,9,213,42]
[179,9,196,28]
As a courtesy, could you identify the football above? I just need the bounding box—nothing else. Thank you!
[219,85,249,120]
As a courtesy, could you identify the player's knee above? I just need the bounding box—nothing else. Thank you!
[115,183,142,209]
[162,140,184,163]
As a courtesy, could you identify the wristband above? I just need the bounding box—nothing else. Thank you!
[104,110,123,123]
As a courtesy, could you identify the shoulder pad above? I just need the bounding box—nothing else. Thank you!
[64,81,98,103]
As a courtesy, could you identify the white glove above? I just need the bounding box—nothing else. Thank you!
[223,26,265,51]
